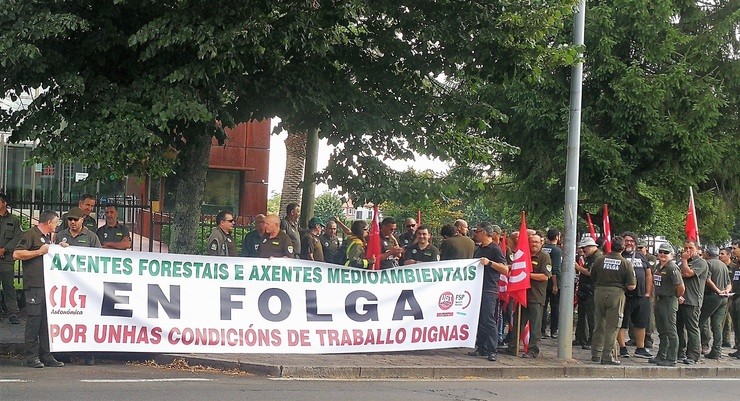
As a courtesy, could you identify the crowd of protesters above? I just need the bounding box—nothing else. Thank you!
[3,193,740,369]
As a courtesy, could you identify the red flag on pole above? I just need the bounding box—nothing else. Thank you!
[602,204,612,253]
[365,205,381,270]
[522,322,531,353]
[586,212,597,240]
[685,187,700,245]
[508,211,532,308]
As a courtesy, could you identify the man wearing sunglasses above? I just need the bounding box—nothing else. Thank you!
[206,210,237,257]
[58,194,97,233]
[397,218,418,248]
[652,242,685,366]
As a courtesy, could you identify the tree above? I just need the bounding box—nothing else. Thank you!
[313,192,343,224]
[476,0,739,241]
[266,192,281,216]
[1,0,577,253]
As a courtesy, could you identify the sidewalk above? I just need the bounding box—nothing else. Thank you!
[3,317,739,379]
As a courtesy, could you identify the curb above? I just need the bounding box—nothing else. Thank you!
[167,354,740,379]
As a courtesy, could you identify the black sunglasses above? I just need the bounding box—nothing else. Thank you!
[658,250,671,255]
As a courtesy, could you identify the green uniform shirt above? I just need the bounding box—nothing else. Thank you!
[0,211,23,262]
[280,218,301,257]
[14,227,49,288]
[706,258,730,293]
[591,252,637,290]
[301,232,324,262]
[403,243,440,264]
[96,223,130,247]
[439,235,475,260]
[319,233,341,264]
[240,230,263,257]
[258,231,295,258]
[528,250,552,304]
[57,227,102,248]
[682,255,708,306]
[653,260,683,297]
[206,227,236,257]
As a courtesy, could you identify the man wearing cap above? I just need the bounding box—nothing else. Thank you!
[57,207,102,249]
[397,218,418,248]
[401,225,439,265]
[653,242,685,366]
[590,236,637,365]
[574,236,601,349]
[13,210,64,368]
[301,217,325,262]
[259,214,295,258]
[699,245,731,359]
[636,239,657,349]
[58,194,97,233]
[0,193,23,325]
[206,210,237,257]
[320,220,342,264]
[240,214,266,258]
[676,239,708,364]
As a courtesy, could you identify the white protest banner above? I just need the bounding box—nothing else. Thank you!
[43,245,482,354]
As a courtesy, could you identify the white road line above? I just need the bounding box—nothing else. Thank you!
[0,379,29,383]
[272,377,740,382]
[80,378,213,383]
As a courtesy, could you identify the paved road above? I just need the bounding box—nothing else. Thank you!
[2,355,740,401]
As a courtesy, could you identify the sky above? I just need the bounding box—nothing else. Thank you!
[267,120,449,198]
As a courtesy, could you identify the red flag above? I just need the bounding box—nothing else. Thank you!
[602,204,612,253]
[498,231,510,305]
[508,211,532,308]
[365,205,381,270]
[685,187,700,245]
[586,212,597,240]
[522,322,531,353]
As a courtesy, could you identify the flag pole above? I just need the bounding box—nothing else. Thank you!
[515,304,522,357]
[690,186,700,247]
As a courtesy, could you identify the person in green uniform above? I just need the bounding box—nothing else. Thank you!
[319,220,342,264]
[719,247,734,348]
[13,210,65,368]
[729,241,740,359]
[699,245,732,359]
[58,194,97,233]
[677,240,708,364]
[258,214,295,258]
[652,243,685,366]
[57,207,102,248]
[0,193,23,324]
[57,207,102,365]
[240,214,266,258]
[439,222,476,260]
[280,203,301,258]
[590,236,637,365]
[206,211,237,257]
[96,205,131,250]
[506,232,551,358]
[574,236,601,349]
[301,217,325,262]
[402,225,439,265]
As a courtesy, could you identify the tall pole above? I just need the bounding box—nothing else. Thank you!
[558,0,586,359]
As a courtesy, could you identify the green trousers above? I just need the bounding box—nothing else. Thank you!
[655,296,679,362]
[699,293,727,353]
[592,287,625,360]
[677,303,701,361]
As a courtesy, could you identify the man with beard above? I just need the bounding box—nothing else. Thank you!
[617,232,654,359]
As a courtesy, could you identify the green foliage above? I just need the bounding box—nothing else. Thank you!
[313,192,343,224]
[267,192,281,216]
[380,199,463,243]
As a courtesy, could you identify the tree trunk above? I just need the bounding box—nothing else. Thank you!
[300,127,320,227]
[169,127,212,254]
[278,130,306,218]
